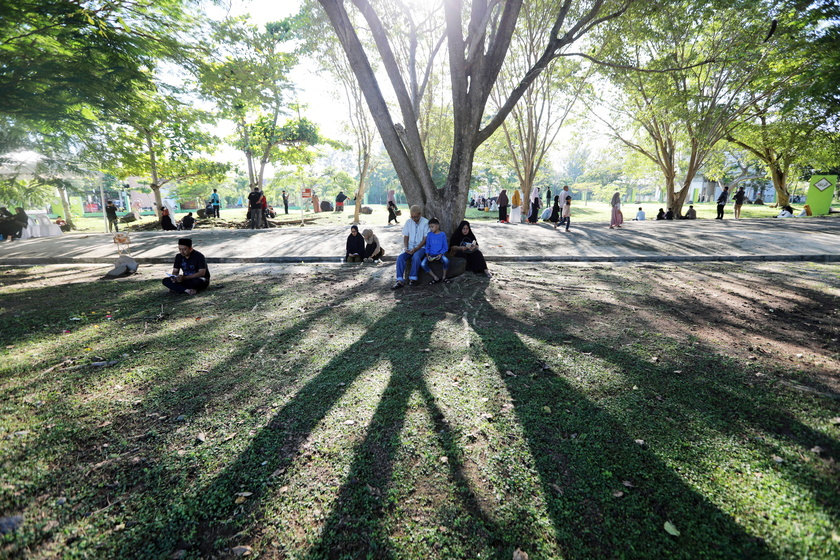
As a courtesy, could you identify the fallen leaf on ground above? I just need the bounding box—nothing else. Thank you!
[195,433,206,443]
[634,439,645,446]
[344,420,355,425]
[622,480,634,487]
[440,456,448,463]
[772,455,784,463]
[612,490,624,498]
[232,545,252,556]
[810,446,823,454]
[543,406,552,413]
[235,492,253,497]
[513,548,529,560]
[549,483,563,495]
[664,521,680,536]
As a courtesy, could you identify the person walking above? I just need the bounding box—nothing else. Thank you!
[716,186,730,219]
[560,195,572,231]
[549,195,561,228]
[105,200,119,232]
[387,190,400,225]
[497,189,509,223]
[609,192,623,229]
[209,189,221,218]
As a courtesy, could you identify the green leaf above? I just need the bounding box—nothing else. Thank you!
[664,521,680,536]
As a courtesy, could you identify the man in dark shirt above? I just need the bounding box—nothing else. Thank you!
[335,191,348,212]
[247,186,262,229]
[105,200,119,232]
[282,190,289,214]
[716,186,729,219]
[162,238,210,295]
[181,212,195,230]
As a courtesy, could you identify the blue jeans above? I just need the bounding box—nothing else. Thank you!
[560,216,570,230]
[396,248,425,282]
[420,254,449,273]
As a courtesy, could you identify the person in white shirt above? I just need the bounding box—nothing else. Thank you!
[392,205,429,289]
[635,207,645,220]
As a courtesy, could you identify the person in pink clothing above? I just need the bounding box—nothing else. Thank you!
[609,192,623,229]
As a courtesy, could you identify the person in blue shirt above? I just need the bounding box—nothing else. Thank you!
[209,189,221,218]
[420,218,450,284]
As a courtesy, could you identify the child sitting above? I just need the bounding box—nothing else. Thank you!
[421,218,450,284]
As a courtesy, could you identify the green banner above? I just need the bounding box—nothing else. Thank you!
[806,175,837,216]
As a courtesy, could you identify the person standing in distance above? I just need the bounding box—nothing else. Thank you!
[210,189,221,218]
[247,186,262,229]
[105,200,119,232]
[716,186,730,219]
[282,190,289,214]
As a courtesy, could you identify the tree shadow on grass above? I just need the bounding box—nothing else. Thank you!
[454,281,779,558]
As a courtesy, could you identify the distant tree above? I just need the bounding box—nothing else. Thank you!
[91,87,230,216]
[593,0,798,216]
[198,17,325,191]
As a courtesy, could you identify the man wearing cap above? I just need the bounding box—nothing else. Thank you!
[392,205,429,289]
[162,238,210,296]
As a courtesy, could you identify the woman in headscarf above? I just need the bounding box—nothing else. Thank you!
[549,195,561,228]
[362,228,384,262]
[312,192,321,213]
[160,207,177,231]
[387,189,399,225]
[449,220,491,277]
[510,189,522,223]
[497,189,509,223]
[609,192,623,229]
[527,187,541,224]
[345,225,366,262]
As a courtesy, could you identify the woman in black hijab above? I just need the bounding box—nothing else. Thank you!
[345,225,366,262]
[449,220,491,277]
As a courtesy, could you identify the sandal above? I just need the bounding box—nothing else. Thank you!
[429,278,440,285]
[443,278,452,284]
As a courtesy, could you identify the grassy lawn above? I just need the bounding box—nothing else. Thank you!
[0,262,838,559]
[63,202,793,233]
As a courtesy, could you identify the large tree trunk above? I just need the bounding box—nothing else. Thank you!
[143,129,164,218]
[352,150,371,225]
[317,0,628,235]
[57,186,75,229]
[769,164,790,207]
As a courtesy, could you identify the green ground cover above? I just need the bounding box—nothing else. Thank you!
[64,202,791,233]
[1,262,837,559]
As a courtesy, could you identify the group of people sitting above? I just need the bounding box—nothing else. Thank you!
[0,206,28,241]
[345,205,493,288]
[160,208,198,231]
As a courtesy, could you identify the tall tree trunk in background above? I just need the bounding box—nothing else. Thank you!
[57,186,75,229]
[143,129,163,218]
[353,149,371,224]
[316,0,631,235]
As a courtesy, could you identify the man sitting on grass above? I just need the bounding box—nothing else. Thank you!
[162,238,210,296]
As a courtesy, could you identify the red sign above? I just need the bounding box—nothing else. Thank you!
[301,188,312,198]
